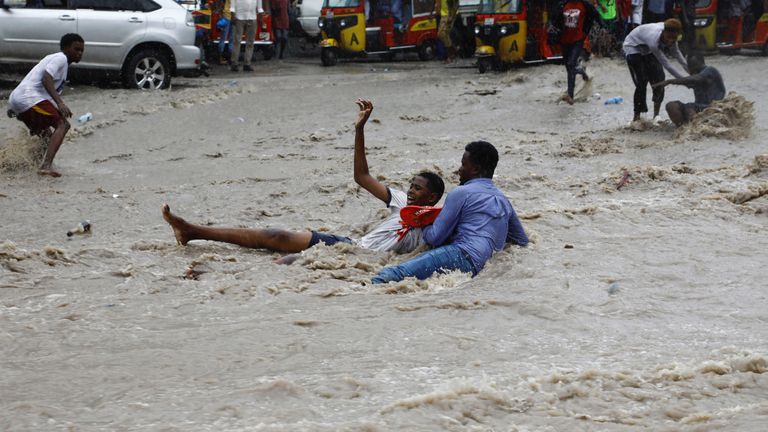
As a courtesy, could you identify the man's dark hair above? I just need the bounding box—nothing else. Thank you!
[465,141,499,178]
[60,33,84,50]
[416,171,445,204]
[687,51,705,67]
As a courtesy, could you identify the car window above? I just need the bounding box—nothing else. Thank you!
[3,0,68,8]
[71,0,159,11]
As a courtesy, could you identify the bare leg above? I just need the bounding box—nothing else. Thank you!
[665,101,687,126]
[161,204,313,253]
[38,118,69,177]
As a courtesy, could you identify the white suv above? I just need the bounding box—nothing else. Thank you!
[295,0,323,39]
[0,0,201,89]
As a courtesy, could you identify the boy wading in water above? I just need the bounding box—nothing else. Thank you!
[7,33,84,177]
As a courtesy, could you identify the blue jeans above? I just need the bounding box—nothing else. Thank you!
[371,245,476,284]
[218,21,232,55]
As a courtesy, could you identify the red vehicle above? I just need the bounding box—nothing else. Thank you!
[318,0,438,66]
[680,0,767,54]
[473,0,562,72]
[194,8,276,62]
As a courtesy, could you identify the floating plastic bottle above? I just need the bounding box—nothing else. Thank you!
[77,112,93,124]
[604,96,623,105]
[67,220,91,237]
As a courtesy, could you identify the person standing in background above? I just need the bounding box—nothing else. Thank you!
[230,0,262,71]
[271,0,290,59]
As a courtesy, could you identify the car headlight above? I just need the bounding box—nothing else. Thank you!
[500,26,508,35]
[474,26,480,35]
[318,18,324,28]
[340,19,347,27]
[693,17,712,27]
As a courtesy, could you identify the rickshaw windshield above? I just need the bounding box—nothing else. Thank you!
[323,0,361,8]
[695,0,710,7]
[478,0,522,14]
[412,0,434,15]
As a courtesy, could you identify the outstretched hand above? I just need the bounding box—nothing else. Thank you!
[355,99,373,129]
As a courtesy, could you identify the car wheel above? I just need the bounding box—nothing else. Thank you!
[417,40,436,61]
[321,47,337,66]
[124,49,171,90]
[477,57,492,74]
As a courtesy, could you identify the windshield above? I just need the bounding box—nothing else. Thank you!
[478,0,521,14]
[324,0,361,8]
[696,0,710,7]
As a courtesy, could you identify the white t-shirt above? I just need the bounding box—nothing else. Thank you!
[8,52,68,114]
[357,188,424,253]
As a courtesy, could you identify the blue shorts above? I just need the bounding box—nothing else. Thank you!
[309,231,353,248]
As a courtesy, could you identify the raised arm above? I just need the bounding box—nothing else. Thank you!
[353,99,390,204]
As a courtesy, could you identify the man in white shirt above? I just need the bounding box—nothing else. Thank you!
[161,99,445,261]
[623,18,687,123]
[7,33,84,177]
[230,0,262,72]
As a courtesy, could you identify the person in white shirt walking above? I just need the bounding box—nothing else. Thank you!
[6,33,84,177]
[230,0,262,71]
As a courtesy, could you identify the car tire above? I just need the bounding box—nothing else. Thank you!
[477,57,492,74]
[417,40,436,61]
[123,49,171,90]
[321,47,337,66]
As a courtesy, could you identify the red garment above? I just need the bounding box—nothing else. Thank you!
[618,0,632,18]
[17,100,61,134]
[271,0,289,30]
[560,1,588,44]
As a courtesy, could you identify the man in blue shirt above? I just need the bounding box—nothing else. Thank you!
[372,141,528,284]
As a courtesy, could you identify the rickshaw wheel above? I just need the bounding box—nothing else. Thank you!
[477,57,492,74]
[321,48,338,66]
[417,40,436,61]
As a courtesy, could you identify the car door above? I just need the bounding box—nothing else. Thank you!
[71,0,147,69]
[0,0,77,63]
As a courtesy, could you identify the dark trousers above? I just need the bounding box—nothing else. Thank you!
[562,40,586,98]
[626,53,665,115]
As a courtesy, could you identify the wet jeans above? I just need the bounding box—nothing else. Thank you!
[371,245,477,284]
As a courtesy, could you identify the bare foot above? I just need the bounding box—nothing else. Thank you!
[161,204,192,245]
[274,253,301,265]
[37,168,62,177]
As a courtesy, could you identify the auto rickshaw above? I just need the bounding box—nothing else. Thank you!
[193,8,276,63]
[318,0,438,66]
[473,0,561,73]
[680,0,767,54]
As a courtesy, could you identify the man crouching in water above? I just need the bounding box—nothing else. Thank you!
[7,33,84,177]
[162,99,445,262]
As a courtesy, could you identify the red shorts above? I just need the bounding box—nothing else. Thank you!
[17,100,62,135]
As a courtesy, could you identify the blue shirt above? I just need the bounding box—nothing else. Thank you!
[423,178,528,272]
